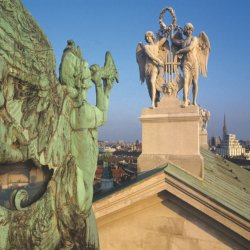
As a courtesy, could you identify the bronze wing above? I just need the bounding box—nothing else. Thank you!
[0,0,70,168]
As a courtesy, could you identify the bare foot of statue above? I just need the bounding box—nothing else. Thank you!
[181,101,188,108]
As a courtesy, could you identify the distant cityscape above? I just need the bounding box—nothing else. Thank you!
[209,114,250,169]
[95,114,250,195]
[94,140,141,195]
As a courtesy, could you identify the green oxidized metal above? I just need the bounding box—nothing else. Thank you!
[0,0,118,249]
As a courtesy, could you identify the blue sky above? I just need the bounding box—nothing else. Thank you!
[22,0,250,141]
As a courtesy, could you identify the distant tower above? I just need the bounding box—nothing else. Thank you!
[223,114,228,141]
[101,152,113,192]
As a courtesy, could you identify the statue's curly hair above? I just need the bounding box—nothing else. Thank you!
[184,23,194,32]
[144,31,155,41]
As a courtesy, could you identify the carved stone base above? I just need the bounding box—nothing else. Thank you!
[137,154,203,178]
[200,131,209,149]
[138,96,204,179]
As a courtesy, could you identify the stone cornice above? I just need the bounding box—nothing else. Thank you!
[139,113,200,122]
[93,171,166,219]
[164,171,250,240]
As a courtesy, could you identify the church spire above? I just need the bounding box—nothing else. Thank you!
[223,113,228,140]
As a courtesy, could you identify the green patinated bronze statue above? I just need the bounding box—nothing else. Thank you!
[0,0,118,249]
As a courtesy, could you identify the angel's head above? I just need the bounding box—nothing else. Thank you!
[67,40,75,49]
[183,23,194,36]
[144,31,155,44]
[63,40,78,56]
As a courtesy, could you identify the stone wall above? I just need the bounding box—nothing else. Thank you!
[96,192,247,250]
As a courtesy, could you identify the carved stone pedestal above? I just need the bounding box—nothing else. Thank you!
[138,96,204,179]
[200,131,209,149]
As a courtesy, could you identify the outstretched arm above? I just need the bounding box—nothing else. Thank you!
[76,52,117,130]
[92,78,114,126]
[94,78,110,126]
[157,35,167,48]
[75,80,112,130]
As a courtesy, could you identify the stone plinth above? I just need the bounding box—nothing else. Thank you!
[138,96,204,178]
[200,131,209,149]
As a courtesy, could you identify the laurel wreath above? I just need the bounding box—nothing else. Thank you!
[159,7,177,31]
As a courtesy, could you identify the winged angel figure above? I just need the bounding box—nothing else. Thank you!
[170,23,210,107]
[136,31,169,108]
[0,0,118,249]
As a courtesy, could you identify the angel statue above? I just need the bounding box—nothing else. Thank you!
[0,0,118,249]
[170,23,210,107]
[136,31,169,108]
[200,107,211,132]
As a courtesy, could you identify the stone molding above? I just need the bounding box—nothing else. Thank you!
[140,113,200,122]
[164,171,250,241]
[93,167,250,241]
[93,171,166,219]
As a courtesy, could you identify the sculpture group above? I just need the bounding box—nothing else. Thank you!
[136,7,210,108]
[0,0,118,249]
[0,1,210,249]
